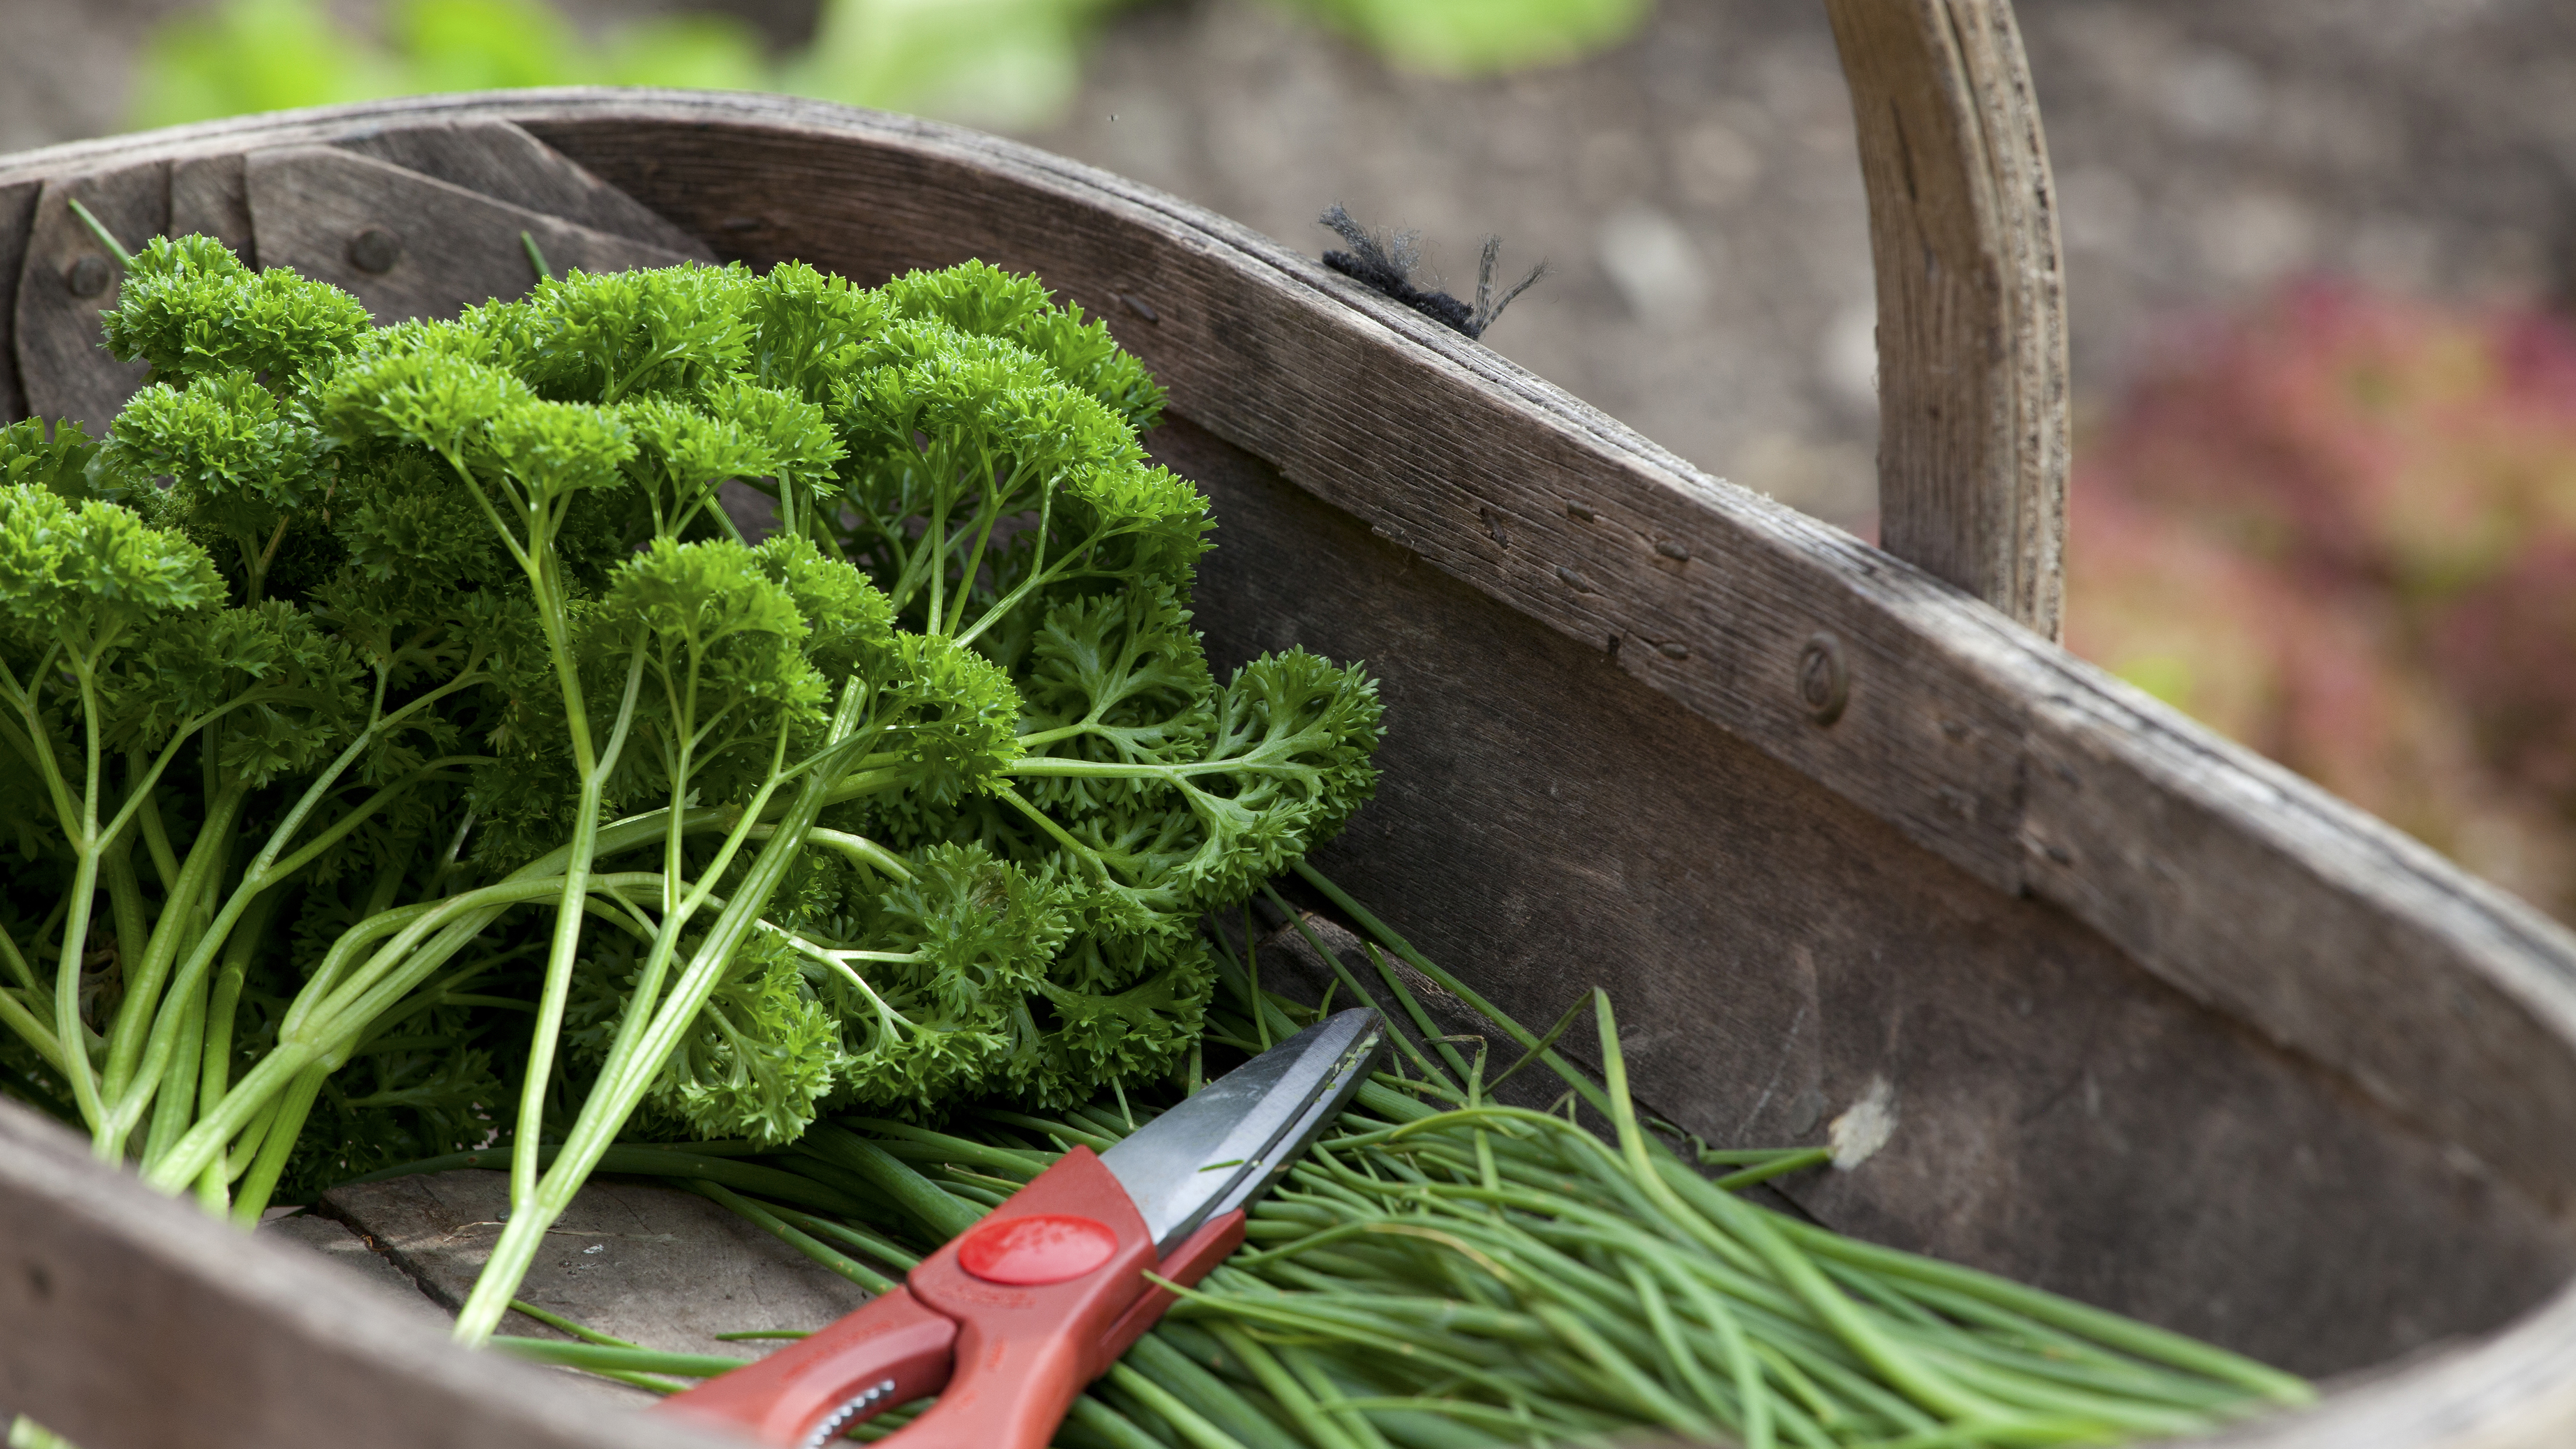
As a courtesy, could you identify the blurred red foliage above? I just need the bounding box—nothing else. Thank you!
[2068,280,2576,918]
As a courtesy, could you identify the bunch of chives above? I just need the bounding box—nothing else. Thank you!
[471,866,2309,1448]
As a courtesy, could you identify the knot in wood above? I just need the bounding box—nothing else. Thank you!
[64,254,112,299]
[347,227,405,274]
[1797,631,1849,725]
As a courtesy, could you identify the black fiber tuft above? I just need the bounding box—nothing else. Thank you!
[1318,205,1545,340]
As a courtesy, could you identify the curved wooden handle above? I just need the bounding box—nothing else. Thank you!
[1826,0,2070,640]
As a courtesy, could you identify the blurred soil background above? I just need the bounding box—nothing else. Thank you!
[7,0,2576,914]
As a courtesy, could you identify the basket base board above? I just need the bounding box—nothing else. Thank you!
[309,1170,868,1369]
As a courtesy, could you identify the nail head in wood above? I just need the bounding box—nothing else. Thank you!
[1798,631,1850,725]
[347,226,405,274]
[64,254,111,298]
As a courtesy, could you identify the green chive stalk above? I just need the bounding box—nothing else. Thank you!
[413,872,2306,1449]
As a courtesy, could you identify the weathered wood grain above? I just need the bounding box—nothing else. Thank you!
[2183,1285,2576,1449]
[2013,680,2576,1226]
[256,1213,453,1329]
[0,1097,734,1449]
[320,1170,870,1363]
[255,1211,650,1407]
[1167,412,2570,1376]
[11,160,163,431]
[168,151,254,260]
[1,120,713,430]
[328,118,710,257]
[1826,0,2069,639]
[244,145,702,325]
[0,178,40,421]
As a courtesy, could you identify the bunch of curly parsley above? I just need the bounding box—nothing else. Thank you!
[0,239,1380,1340]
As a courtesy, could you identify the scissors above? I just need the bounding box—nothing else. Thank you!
[655,1009,1389,1449]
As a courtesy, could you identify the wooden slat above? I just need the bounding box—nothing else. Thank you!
[0,177,41,421]
[0,1099,733,1449]
[2015,677,2576,1229]
[11,160,163,432]
[328,118,710,256]
[168,151,254,260]
[243,145,706,324]
[1157,413,2573,1375]
[2186,1286,2576,1449]
[2,119,713,432]
[1825,0,2069,639]
[321,1170,870,1361]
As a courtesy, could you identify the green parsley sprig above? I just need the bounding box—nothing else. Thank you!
[0,240,1381,1343]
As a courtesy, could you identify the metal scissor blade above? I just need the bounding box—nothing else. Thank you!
[1100,1008,1387,1254]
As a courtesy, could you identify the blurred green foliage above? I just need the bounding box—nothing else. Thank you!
[131,0,767,129]
[128,0,1657,135]
[778,0,1121,131]
[1292,0,1649,76]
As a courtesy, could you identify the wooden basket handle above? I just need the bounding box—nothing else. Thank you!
[1827,0,2069,641]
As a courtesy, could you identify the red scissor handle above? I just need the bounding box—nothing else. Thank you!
[654,1285,958,1447]
[655,1147,1243,1449]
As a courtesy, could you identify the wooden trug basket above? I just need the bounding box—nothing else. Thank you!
[7,5,2576,1447]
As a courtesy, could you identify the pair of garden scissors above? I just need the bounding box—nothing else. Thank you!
[655,1010,1388,1449]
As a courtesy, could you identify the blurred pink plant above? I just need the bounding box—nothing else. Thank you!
[2068,279,2576,917]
